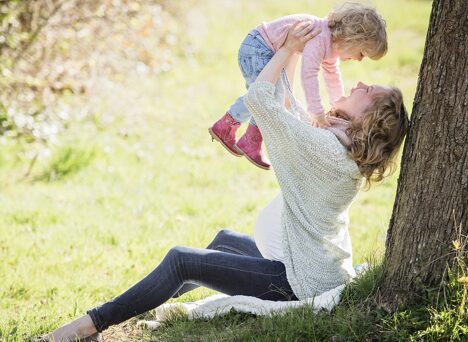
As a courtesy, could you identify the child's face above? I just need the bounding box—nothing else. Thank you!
[333,82,389,120]
[337,48,365,62]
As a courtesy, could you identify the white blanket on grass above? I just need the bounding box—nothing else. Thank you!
[138,284,345,330]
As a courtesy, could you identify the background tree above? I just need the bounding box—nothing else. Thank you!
[0,0,189,177]
[379,0,467,310]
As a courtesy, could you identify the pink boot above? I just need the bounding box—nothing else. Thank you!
[208,112,242,157]
[234,124,271,170]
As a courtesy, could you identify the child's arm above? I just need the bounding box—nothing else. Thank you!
[301,40,330,127]
[245,21,332,147]
[322,59,345,106]
[284,54,300,110]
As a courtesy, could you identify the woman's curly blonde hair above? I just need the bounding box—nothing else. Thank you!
[328,2,387,60]
[333,88,409,188]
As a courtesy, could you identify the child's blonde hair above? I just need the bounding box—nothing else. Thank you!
[334,88,409,188]
[328,2,388,60]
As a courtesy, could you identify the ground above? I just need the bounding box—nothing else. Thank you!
[0,0,432,340]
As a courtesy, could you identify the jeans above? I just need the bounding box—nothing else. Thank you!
[228,30,287,127]
[87,229,297,332]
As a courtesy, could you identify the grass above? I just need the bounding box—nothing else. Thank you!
[2,0,464,341]
[140,260,466,341]
[36,145,96,182]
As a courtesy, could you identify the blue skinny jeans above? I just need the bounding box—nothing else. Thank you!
[87,229,297,332]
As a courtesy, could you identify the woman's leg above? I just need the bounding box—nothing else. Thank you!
[47,315,98,342]
[172,229,263,297]
[87,244,296,332]
[206,229,263,257]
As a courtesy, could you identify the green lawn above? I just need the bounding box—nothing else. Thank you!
[0,0,433,341]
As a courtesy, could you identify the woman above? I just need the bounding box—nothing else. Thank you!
[44,22,408,341]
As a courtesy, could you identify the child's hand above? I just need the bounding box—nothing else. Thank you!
[312,114,331,128]
[283,20,321,54]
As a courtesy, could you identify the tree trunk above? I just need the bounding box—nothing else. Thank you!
[379,0,467,310]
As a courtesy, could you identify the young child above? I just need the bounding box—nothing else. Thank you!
[208,2,388,170]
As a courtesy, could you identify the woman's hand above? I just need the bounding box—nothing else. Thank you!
[282,21,321,55]
[255,21,320,85]
[312,114,331,128]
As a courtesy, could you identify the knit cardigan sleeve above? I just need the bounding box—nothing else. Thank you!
[244,81,356,179]
[244,81,362,299]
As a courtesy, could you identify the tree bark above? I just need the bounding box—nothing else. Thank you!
[379,0,468,310]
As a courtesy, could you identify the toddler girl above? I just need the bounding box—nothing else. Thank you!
[208,2,387,170]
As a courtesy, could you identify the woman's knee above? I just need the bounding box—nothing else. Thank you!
[163,246,196,280]
[164,246,191,267]
[207,229,233,248]
[166,245,188,257]
[164,246,205,283]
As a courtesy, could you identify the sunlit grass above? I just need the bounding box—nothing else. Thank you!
[36,145,96,182]
[0,0,434,340]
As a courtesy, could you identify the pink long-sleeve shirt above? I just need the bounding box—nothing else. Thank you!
[257,15,344,116]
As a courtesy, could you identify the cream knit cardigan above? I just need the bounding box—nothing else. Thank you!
[244,81,363,300]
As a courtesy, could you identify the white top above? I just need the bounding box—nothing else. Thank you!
[254,192,284,262]
[244,81,362,299]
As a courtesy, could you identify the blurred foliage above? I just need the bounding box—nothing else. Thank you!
[0,0,190,149]
[36,144,96,182]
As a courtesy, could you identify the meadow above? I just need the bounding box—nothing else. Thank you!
[0,0,441,341]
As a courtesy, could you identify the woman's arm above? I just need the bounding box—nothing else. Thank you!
[243,21,334,152]
[256,21,319,85]
[244,22,343,183]
[284,53,299,109]
[244,21,321,132]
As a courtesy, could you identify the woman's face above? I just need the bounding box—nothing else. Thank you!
[333,82,389,120]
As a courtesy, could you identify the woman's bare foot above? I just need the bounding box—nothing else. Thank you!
[43,314,98,342]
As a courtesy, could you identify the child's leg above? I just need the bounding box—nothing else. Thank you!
[234,79,281,169]
[231,33,279,169]
[229,31,275,123]
[209,30,275,158]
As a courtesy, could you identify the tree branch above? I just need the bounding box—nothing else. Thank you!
[12,0,67,69]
